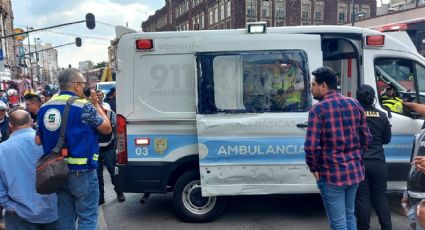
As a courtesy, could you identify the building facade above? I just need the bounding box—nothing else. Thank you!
[0,0,16,79]
[142,0,377,32]
[22,43,59,84]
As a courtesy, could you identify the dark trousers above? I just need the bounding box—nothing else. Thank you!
[355,159,392,230]
[4,211,58,230]
[97,148,118,198]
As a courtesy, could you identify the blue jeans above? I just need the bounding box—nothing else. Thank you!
[4,211,58,230]
[317,178,359,230]
[57,169,99,230]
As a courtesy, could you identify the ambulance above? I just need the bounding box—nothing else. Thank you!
[113,23,425,222]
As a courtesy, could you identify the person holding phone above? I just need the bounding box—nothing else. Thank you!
[36,68,111,230]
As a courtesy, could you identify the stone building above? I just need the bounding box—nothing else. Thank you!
[0,0,16,79]
[142,0,377,32]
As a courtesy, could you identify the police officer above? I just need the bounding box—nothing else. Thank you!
[355,84,392,230]
[96,90,125,205]
[381,87,404,114]
[36,68,112,230]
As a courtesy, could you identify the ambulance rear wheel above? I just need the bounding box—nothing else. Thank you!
[172,170,226,223]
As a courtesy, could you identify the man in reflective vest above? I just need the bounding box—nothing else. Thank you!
[36,68,111,230]
[381,87,404,114]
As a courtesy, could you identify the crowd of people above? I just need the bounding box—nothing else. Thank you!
[0,68,120,230]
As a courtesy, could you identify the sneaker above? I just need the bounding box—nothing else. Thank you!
[117,192,126,202]
[98,197,105,206]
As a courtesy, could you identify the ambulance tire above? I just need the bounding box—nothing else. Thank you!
[172,170,226,223]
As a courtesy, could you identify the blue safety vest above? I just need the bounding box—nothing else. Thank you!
[38,91,99,171]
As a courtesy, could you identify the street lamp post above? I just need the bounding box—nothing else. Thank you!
[33,37,40,83]
[351,0,356,26]
[26,26,34,86]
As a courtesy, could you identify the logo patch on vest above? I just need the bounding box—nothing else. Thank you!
[44,108,61,131]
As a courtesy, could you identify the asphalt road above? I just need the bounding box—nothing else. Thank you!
[99,169,411,230]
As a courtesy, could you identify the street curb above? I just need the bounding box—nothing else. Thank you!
[98,205,108,230]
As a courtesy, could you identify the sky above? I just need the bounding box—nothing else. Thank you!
[12,0,388,69]
[12,0,166,68]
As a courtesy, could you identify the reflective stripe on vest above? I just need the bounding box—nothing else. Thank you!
[65,154,99,165]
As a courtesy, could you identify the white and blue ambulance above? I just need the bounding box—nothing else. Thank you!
[113,23,425,222]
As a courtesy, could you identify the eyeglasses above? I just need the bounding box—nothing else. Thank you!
[73,81,87,85]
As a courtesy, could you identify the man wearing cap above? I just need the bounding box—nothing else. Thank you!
[305,66,371,230]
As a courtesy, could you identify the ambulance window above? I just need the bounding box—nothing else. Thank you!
[375,58,422,115]
[416,64,425,104]
[196,50,312,114]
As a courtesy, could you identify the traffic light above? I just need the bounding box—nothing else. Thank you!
[76,37,82,47]
[86,13,95,30]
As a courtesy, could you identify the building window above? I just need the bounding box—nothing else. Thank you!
[314,1,324,21]
[361,5,370,19]
[275,1,285,19]
[338,3,347,24]
[262,0,271,17]
[276,20,285,26]
[209,10,214,25]
[226,1,231,18]
[246,0,257,18]
[201,12,205,28]
[301,1,311,20]
[220,3,225,21]
[214,5,219,23]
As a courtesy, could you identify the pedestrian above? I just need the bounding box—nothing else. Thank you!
[96,90,125,205]
[0,101,8,230]
[304,66,371,230]
[0,90,7,105]
[104,87,116,113]
[0,109,58,230]
[24,94,42,124]
[35,68,112,230]
[355,84,392,230]
[0,101,9,142]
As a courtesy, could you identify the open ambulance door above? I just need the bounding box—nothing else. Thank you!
[194,33,322,196]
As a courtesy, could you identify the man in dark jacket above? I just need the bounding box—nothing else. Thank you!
[355,84,392,230]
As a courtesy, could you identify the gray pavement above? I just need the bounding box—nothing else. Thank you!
[99,168,411,230]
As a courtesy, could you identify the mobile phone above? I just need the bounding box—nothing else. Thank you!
[83,87,91,97]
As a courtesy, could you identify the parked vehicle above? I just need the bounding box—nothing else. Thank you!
[113,23,425,222]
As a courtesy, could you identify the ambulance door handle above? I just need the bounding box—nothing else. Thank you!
[296,122,308,128]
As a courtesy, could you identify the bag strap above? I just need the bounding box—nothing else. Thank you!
[52,96,78,154]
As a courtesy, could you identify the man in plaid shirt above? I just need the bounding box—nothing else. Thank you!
[305,66,371,230]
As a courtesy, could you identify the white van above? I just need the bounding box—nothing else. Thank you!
[114,23,425,222]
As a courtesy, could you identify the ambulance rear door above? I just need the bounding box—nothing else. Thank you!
[194,33,322,196]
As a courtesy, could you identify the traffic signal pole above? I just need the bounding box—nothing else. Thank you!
[0,13,95,39]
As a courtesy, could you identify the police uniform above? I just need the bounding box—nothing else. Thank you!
[381,94,404,114]
[355,105,392,230]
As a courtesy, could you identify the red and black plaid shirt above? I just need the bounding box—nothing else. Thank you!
[305,91,371,186]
